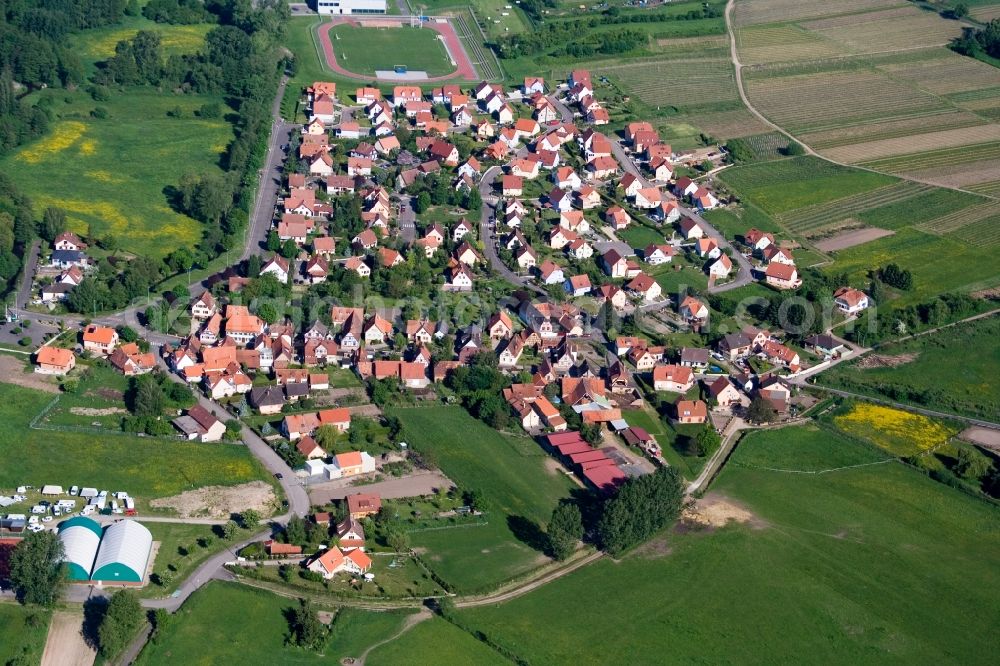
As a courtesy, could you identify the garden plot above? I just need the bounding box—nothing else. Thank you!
[732,0,903,27]
[745,69,951,134]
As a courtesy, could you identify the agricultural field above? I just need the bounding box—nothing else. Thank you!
[733,3,1000,170]
[774,182,935,238]
[601,58,739,114]
[2,89,233,260]
[801,5,964,55]
[858,141,1000,192]
[819,316,1000,420]
[455,424,1000,663]
[744,68,953,135]
[735,23,843,65]
[718,157,897,215]
[366,616,509,666]
[832,403,961,457]
[328,24,454,77]
[732,0,904,27]
[388,406,577,592]
[0,604,50,666]
[0,384,269,504]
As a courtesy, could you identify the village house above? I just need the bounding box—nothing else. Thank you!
[834,287,870,315]
[676,399,707,424]
[261,255,290,283]
[708,375,749,410]
[679,295,709,323]
[644,244,674,266]
[306,547,372,579]
[81,325,118,355]
[678,218,705,240]
[764,263,802,290]
[653,365,694,393]
[34,346,75,375]
[172,405,226,443]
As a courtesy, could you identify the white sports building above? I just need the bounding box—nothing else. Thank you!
[317,0,387,15]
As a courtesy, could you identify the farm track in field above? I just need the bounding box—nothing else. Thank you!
[723,0,1000,202]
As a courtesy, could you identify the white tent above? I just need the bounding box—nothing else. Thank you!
[41,485,64,495]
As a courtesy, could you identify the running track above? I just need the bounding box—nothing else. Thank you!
[316,18,478,82]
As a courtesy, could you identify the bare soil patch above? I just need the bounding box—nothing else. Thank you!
[959,427,1000,451]
[0,354,60,393]
[41,611,95,666]
[814,227,895,252]
[93,387,124,401]
[70,406,126,416]
[971,287,1000,300]
[149,481,276,519]
[682,493,764,530]
[855,352,918,369]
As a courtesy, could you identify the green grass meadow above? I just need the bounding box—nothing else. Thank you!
[0,384,269,503]
[6,90,232,260]
[365,616,509,666]
[0,604,50,666]
[453,424,1000,664]
[820,315,1000,420]
[389,406,577,592]
[137,582,333,664]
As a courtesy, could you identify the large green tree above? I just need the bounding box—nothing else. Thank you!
[9,531,66,606]
[97,589,142,658]
[547,502,584,561]
[597,467,684,556]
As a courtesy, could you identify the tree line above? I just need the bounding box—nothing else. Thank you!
[495,3,723,59]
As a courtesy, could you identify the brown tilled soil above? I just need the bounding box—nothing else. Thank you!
[855,352,919,369]
[814,227,895,252]
[681,493,764,530]
[40,611,95,666]
[149,481,276,519]
[70,406,127,416]
[0,354,60,393]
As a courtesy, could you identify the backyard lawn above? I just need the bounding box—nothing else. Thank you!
[329,24,453,77]
[0,384,269,505]
[389,406,577,592]
[454,424,1000,663]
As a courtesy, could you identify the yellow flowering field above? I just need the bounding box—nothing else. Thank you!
[15,121,87,164]
[834,402,959,456]
[76,22,211,60]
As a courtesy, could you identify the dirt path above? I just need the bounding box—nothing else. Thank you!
[40,610,96,666]
[455,550,604,608]
[0,353,60,393]
[353,609,432,665]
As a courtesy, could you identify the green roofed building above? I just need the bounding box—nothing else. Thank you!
[91,520,152,584]
[57,516,102,581]
[57,517,153,585]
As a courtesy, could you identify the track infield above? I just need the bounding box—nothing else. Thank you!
[316,17,477,82]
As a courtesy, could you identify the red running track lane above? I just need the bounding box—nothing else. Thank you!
[316,18,478,83]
